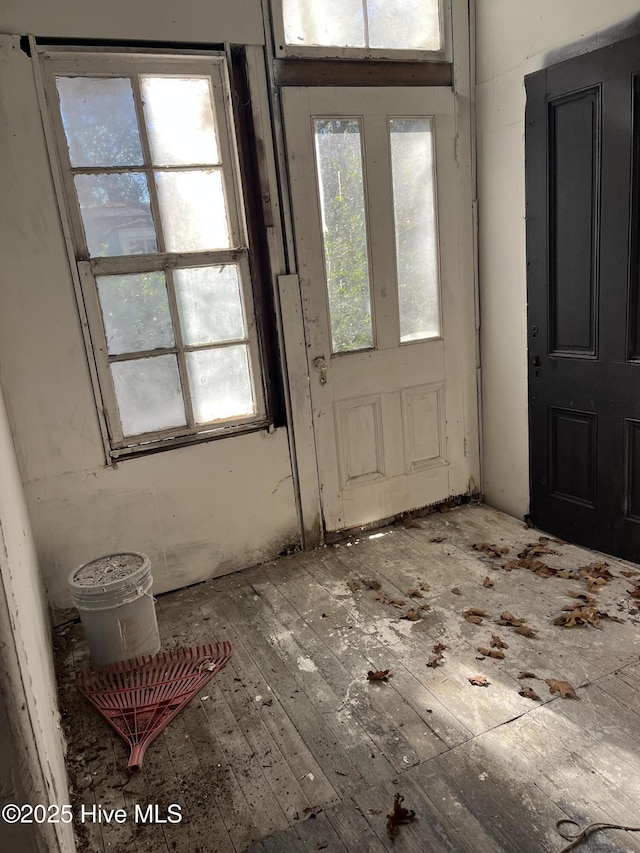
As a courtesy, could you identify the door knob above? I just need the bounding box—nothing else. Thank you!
[313,356,328,385]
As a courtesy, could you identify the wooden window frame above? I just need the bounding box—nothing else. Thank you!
[270,0,452,64]
[39,46,280,460]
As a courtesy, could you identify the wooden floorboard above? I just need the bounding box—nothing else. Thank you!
[56,504,640,852]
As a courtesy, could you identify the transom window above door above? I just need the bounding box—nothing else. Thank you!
[273,0,449,60]
[41,51,268,458]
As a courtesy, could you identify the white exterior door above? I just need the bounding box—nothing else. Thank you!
[283,87,477,531]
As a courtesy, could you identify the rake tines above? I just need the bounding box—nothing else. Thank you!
[76,642,232,770]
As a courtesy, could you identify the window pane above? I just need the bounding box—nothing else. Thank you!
[96,272,173,355]
[141,76,220,166]
[74,172,157,257]
[283,0,441,51]
[283,0,364,47]
[314,119,373,352]
[56,77,143,167]
[390,119,441,342]
[175,265,245,345]
[155,170,230,252]
[368,0,441,50]
[186,346,254,423]
[111,355,186,436]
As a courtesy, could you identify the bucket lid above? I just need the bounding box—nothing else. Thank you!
[69,552,149,594]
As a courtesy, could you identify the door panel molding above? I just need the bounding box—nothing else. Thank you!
[548,86,601,357]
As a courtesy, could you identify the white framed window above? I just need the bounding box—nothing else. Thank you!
[271,0,451,61]
[40,50,269,458]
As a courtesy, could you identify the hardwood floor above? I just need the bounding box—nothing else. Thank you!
[54,504,640,852]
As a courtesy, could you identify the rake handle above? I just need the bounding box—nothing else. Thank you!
[128,743,147,772]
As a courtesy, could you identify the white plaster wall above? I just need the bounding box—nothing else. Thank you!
[0,0,299,615]
[476,0,640,518]
[1,0,264,45]
[0,385,74,852]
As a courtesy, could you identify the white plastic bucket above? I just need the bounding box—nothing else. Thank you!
[68,552,160,666]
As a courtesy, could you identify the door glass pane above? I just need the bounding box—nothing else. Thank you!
[96,272,173,355]
[74,172,157,257]
[175,265,245,345]
[155,170,230,252]
[314,119,373,352]
[390,119,441,342]
[111,355,186,436]
[141,76,220,166]
[186,346,254,423]
[55,76,143,167]
[368,1,441,50]
[283,0,364,47]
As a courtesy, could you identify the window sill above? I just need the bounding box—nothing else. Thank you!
[108,419,273,462]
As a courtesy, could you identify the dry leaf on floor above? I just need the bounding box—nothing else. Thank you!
[468,675,490,687]
[463,608,488,617]
[546,678,578,699]
[477,647,505,659]
[465,615,484,624]
[518,543,560,559]
[517,671,539,680]
[557,569,578,579]
[585,576,608,593]
[397,511,420,528]
[437,498,459,513]
[554,603,622,629]
[403,608,424,621]
[367,669,391,682]
[377,591,406,607]
[406,588,424,598]
[534,564,558,578]
[386,793,416,839]
[568,590,596,603]
[554,604,602,628]
[427,642,446,668]
[579,561,613,579]
[503,559,519,571]
[513,625,538,638]
[451,587,462,595]
[346,579,360,592]
[519,556,556,576]
[496,611,525,627]
[483,577,494,588]
[519,686,541,701]
[472,542,509,558]
[490,634,508,649]
[362,578,382,590]
[621,570,638,578]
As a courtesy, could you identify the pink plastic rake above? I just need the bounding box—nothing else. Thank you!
[76,643,232,771]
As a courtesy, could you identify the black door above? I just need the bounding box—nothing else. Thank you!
[526,36,640,561]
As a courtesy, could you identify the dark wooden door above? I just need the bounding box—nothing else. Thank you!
[526,36,640,561]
